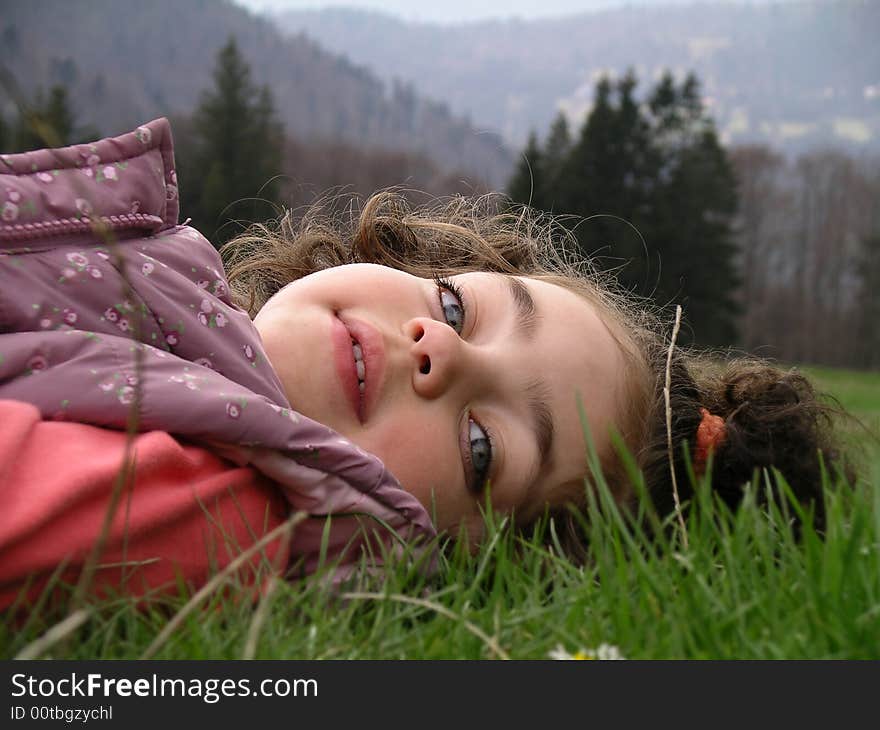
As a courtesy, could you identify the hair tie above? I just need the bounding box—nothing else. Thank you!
[694,408,726,476]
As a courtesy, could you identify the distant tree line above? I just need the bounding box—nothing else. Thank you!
[0,80,99,152]
[508,71,880,367]
[730,145,880,369]
[1,37,487,248]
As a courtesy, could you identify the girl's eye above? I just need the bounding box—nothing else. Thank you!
[435,277,465,335]
[467,417,493,493]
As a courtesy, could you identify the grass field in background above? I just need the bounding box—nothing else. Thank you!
[804,365,880,423]
[803,365,880,484]
[2,366,878,660]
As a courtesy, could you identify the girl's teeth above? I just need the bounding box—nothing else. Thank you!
[355,359,365,381]
[358,381,365,393]
[352,343,363,360]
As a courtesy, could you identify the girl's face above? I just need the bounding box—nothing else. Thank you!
[254,263,625,543]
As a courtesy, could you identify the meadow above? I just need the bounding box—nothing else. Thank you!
[2,366,879,660]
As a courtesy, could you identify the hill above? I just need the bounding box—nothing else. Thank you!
[273,1,880,155]
[0,0,514,186]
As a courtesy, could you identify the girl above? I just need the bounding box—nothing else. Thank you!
[0,118,848,608]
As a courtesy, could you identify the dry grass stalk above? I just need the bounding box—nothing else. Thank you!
[14,609,91,660]
[664,305,689,549]
[242,577,281,660]
[341,591,510,660]
[141,512,306,659]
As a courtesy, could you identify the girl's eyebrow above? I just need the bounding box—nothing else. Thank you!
[507,276,539,339]
[503,276,554,472]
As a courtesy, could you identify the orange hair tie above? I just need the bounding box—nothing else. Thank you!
[694,408,726,475]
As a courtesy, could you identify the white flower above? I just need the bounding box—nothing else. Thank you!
[594,644,625,660]
[548,643,625,660]
[548,645,581,660]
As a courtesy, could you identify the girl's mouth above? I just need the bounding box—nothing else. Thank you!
[351,337,366,395]
[332,312,384,425]
[331,314,366,423]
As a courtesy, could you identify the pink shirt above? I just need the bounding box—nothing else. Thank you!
[0,400,288,609]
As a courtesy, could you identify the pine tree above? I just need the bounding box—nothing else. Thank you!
[556,72,658,292]
[646,72,740,344]
[539,112,572,211]
[509,70,740,345]
[507,131,543,208]
[44,86,74,144]
[181,37,284,248]
[13,85,75,151]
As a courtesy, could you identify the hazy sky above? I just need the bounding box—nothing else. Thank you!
[233,0,747,24]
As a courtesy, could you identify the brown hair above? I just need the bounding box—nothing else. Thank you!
[223,191,853,550]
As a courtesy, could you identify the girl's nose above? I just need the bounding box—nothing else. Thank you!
[404,317,463,399]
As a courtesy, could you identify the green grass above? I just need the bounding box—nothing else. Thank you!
[803,365,880,414]
[2,367,879,660]
[802,364,880,487]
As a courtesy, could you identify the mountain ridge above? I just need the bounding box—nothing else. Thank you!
[272,1,879,155]
[0,0,514,186]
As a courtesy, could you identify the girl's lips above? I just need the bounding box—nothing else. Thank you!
[331,315,362,422]
[330,313,385,423]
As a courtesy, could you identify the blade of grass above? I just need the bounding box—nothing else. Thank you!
[141,512,305,659]
[14,609,91,660]
[340,591,510,660]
